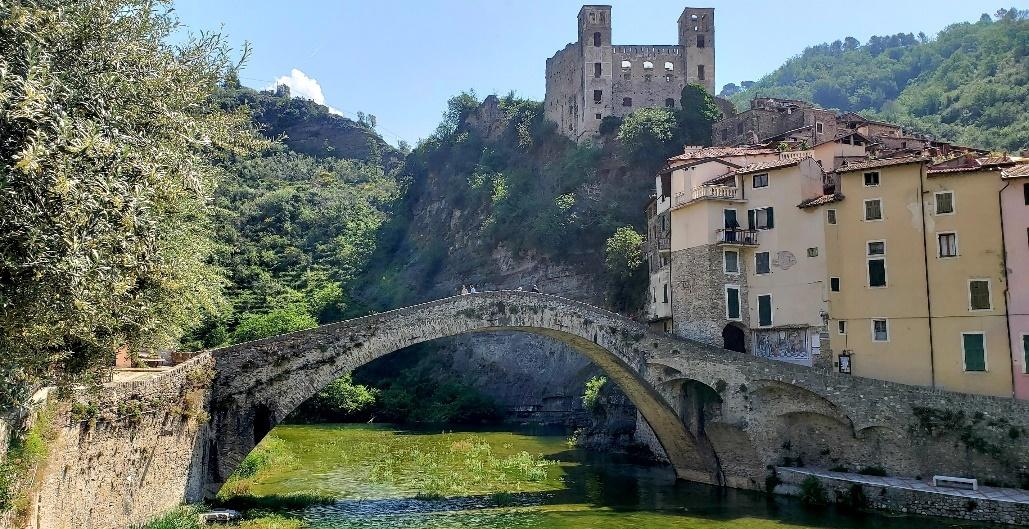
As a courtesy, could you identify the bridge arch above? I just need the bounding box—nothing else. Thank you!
[205,291,722,492]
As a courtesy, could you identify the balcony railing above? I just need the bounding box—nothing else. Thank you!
[716,228,759,246]
[672,185,740,209]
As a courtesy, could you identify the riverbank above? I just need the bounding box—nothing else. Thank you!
[134,423,1010,529]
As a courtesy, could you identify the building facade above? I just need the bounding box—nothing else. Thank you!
[544,5,716,142]
[1000,164,1029,399]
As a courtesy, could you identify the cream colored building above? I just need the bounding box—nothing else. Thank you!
[821,156,1013,397]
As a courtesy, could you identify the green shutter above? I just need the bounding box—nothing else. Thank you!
[747,210,755,230]
[727,288,740,319]
[758,295,772,326]
[1023,335,1029,372]
[766,207,774,228]
[868,259,886,287]
[963,334,986,372]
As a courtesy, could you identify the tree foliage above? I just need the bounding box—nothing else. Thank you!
[730,10,1029,150]
[0,0,264,396]
[618,84,722,171]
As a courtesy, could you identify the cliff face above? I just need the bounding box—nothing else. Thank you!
[356,94,654,424]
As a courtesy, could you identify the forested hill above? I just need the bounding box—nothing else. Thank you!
[723,8,1028,151]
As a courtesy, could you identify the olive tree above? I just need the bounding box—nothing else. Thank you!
[0,0,265,401]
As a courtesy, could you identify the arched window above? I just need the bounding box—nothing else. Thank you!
[621,60,631,69]
[664,62,674,71]
[593,32,601,47]
[643,61,654,69]
[665,98,675,108]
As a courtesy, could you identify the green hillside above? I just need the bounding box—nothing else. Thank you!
[725,8,1028,151]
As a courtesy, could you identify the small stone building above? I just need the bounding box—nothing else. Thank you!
[545,5,716,142]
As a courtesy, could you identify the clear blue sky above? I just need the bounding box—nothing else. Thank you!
[171,1,1026,145]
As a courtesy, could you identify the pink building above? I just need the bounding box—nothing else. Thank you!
[1001,163,1029,399]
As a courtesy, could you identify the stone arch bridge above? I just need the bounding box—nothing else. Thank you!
[31,291,1029,528]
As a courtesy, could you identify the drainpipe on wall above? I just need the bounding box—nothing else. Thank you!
[999,180,1016,398]
[918,163,936,389]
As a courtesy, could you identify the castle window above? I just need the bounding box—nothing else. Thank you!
[644,74,652,82]
[593,90,603,104]
[590,12,596,22]
[594,63,602,78]
[691,14,698,20]
[664,73,673,82]
[643,61,654,69]
[697,65,706,81]
[593,32,601,47]
[621,60,631,69]
[697,35,705,48]
[622,97,632,107]
[665,98,675,108]
[664,62,674,71]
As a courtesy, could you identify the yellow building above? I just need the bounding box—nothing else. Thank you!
[821,156,1013,397]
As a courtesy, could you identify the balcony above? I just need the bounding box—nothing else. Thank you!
[671,185,741,209]
[716,228,759,246]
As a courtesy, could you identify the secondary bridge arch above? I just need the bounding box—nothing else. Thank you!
[206,291,723,490]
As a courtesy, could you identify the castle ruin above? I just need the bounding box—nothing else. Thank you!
[545,5,716,142]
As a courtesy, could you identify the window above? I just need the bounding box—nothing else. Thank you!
[595,113,602,120]
[938,232,958,257]
[697,35,705,48]
[665,98,675,108]
[621,60,631,69]
[752,173,769,188]
[622,97,632,107]
[593,90,603,104]
[935,191,954,214]
[864,199,882,221]
[726,286,741,320]
[724,250,739,274]
[815,122,824,134]
[969,279,992,311]
[872,319,889,342]
[663,284,669,303]
[664,61,674,71]
[697,64,705,80]
[748,207,774,230]
[594,63,602,78]
[867,241,886,287]
[623,72,631,80]
[838,320,847,334]
[830,277,840,292]
[755,252,770,275]
[758,295,772,326]
[1024,183,1028,205]
[664,73,673,82]
[807,247,819,257]
[827,209,837,225]
[643,61,654,69]
[863,171,880,187]
[593,32,601,47]
[962,332,986,372]
[644,74,652,82]
[1022,334,1029,373]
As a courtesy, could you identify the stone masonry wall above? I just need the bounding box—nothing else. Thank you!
[26,356,215,529]
[670,245,750,348]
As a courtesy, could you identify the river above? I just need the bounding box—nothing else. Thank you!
[235,423,996,529]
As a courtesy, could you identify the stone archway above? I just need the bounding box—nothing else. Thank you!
[205,292,723,493]
[721,323,746,353]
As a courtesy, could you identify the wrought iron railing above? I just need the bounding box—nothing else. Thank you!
[716,228,759,245]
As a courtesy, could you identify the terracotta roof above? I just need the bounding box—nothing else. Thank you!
[736,157,807,175]
[928,155,1017,174]
[667,146,778,162]
[1002,163,1029,178]
[836,156,928,173]
[798,193,844,209]
[812,131,873,148]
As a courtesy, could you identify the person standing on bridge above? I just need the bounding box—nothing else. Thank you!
[531,284,541,293]
[470,286,478,293]
[460,285,469,295]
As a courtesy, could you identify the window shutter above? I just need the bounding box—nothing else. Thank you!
[969,281,990,309]
[963,334,986,371]
[868,259,886,287]
[758,295,772,326]
[727,288,740,319]
[766,207,774,228]
[747,210,755,230]
[1023,335,1029,370]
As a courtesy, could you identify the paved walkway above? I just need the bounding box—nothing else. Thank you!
[780,467,1029,504]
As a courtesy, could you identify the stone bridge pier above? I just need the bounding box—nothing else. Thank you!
[20,291,1029,529]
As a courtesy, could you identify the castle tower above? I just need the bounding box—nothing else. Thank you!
[679,7,715,94]
[577,5,613,139]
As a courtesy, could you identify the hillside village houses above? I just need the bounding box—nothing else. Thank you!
[644,135,1029,399]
